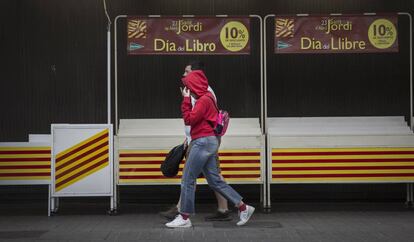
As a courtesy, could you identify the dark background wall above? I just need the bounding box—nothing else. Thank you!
[0,0,413,203]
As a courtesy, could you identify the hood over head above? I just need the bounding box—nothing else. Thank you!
[181,70,209,98]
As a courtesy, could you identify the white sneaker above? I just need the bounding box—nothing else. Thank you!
[237,205,255,226]
[165,214,192,228]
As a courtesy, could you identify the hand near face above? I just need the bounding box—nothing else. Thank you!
[181,87,190,97]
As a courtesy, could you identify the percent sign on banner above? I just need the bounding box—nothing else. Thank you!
[219,21,249,52]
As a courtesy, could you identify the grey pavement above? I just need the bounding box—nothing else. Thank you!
[1,202,414,242]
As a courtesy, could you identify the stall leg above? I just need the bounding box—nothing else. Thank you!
[108,184,118,215]
[260,183,271,212]
[50,196,59,215]
[261,183,271,213]
[260,135,271,212]
[260,184,263,205]
[109,138,119,215]
[54,197,60,213]
[405,183,413,207]
[108,146,118,215]
[264,182,271,212]
[49,184,58,215]
[48,184,51,216]
[264,139,272,212]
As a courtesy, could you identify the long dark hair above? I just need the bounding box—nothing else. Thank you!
[187,60,205,71]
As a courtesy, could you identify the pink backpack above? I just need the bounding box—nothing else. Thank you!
[215,110,230,136]
[207,96,230,136]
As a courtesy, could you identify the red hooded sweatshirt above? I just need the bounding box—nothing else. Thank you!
[181,70,218,140]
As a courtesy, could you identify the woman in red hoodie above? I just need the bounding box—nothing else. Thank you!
[165,68,255,228]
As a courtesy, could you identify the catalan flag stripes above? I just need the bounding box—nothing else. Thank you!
[128,20,147,39]
[0,147,51,181]
[55,129,109,191]
[119,149,261,184]
[275,18,294,37]
[272,148,414,183]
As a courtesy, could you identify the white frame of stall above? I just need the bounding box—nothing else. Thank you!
[113,15,267,207]
[263,12,413,208]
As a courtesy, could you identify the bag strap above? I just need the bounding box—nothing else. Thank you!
[203,94,219,129]
[205,94,219,112]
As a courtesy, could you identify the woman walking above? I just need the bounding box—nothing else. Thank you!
[165,66,255,228]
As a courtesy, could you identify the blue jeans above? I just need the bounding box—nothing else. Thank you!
[180,136,243,214]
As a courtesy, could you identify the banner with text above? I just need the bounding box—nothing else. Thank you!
[274,15,398,54]
[127,17,250,55]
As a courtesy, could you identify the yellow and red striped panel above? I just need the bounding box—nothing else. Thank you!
[119,149,261,184]
[272,148,414,183]
[0,147,51,181]
[55,129,109,191]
